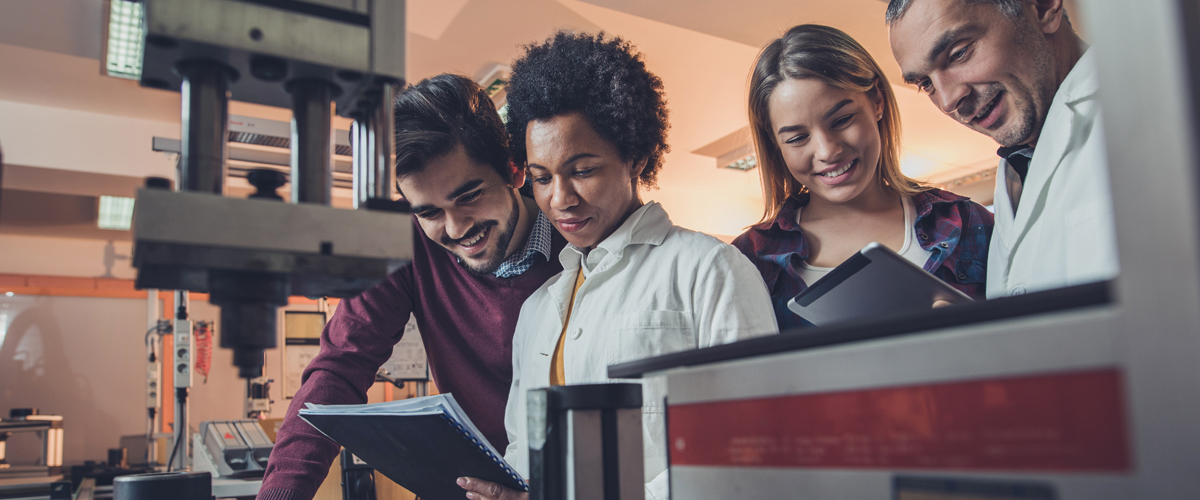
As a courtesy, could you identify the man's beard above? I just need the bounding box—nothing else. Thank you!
[997,22,1058,147]
[447,190,521,276]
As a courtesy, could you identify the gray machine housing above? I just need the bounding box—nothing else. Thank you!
[139,0,404,119]
[193,420,274,479]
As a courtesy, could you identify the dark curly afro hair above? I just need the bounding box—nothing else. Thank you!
[505,31,670,188]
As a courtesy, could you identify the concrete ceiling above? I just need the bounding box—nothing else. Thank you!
[0,0,1087,235]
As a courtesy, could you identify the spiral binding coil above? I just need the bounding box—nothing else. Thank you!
[440,414,528,490]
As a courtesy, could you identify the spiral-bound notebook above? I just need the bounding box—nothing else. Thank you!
[299,394,527,499]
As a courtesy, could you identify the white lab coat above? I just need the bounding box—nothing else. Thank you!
[987,50,1119,298]
[503,201,778,500]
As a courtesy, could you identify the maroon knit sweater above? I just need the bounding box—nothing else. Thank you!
[258,219,566,500]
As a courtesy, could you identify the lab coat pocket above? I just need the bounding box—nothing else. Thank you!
[615,310,693,364]
[615,311,692,413]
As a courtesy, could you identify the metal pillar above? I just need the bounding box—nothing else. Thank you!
[372,82,397,201]
[177,61,232,195]
[353,82,398,208]
[289,80,334,205]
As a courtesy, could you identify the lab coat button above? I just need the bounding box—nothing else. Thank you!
[1012,286,1027,296]
[570,327,582,339]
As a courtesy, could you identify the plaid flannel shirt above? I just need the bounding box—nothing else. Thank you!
[732,188,994,331]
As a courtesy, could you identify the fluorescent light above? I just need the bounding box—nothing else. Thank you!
[98,196,136,230]
[723,154,757,171]
[104,0,145,80]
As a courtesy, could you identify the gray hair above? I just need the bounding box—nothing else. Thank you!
[885,0,1023,24]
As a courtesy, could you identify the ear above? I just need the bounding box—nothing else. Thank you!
[868,84,886,121]
[630,157,649,182]
[508,160,526,190]
[1030,0,1066,35]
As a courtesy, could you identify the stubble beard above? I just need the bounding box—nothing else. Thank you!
[458,190,521,277]
[995,22,1059,147]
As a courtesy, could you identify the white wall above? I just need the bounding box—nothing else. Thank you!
[0,99,177,180]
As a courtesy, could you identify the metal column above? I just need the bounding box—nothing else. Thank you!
[177,61,232,195]
[289,80,334,205]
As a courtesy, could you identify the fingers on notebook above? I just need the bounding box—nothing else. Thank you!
[458,477,528,500]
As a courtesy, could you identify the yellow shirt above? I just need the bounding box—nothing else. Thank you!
[549,269,585,385]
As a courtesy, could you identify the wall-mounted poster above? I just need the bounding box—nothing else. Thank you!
[380,314,428,381]
[283,310,326,399]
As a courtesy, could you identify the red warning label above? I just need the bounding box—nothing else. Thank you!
[668,369,1130,471]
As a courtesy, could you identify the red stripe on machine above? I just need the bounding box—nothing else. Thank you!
[668,369,1129,471]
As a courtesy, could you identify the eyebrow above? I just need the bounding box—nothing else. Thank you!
[408,178,484,214]
[527,153,601,171]
[447,179,484,200]
[776,99,855,134]
[904,26,972,84]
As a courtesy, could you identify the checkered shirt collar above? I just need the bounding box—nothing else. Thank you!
[493,210,553,278]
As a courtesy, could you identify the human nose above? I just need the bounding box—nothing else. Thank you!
[444,211,474,240]
[930,72,968,117]
[549,176,580,212]
[813,130,843,164]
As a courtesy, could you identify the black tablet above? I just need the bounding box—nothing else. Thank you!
[786,242,973,326]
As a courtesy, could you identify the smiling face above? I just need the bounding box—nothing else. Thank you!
[526,112,646,251]
[768,78,886,206]
[397,144,525,276]
[889,0,1057,147]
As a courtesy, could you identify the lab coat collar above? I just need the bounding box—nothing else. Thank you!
[1059,49,1100,106]
[559,201,670,276]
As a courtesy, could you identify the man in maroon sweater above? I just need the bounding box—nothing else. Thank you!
[259,74,566,500]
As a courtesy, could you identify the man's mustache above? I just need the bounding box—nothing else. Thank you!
[956,84,1004,124]
[442,220,499,246]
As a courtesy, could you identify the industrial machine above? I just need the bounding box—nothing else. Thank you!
[527,384,644,500]
[191,420,273,479]
[606,2,1200,498]
[0,409,63,479]
[127,0,413,384]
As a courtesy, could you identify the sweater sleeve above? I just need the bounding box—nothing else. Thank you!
[258,265,417,500]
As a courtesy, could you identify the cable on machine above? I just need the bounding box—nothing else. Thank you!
[194,322,213,383]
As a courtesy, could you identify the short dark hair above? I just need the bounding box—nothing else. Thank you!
[885,0,1022,24]
[505,31,670,188]
[393,74,510,182]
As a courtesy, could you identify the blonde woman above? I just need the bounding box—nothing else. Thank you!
[733,24,994,330]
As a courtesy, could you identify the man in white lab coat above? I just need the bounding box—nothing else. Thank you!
[887,0,1118,298]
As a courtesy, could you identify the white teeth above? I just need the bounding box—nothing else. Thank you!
[819,161,854,177]
[976,96,997,120]
[461,229,485,247]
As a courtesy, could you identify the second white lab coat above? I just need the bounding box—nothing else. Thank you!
[987,50,1120,298]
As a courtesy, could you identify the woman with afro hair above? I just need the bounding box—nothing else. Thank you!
[457,31,778,500]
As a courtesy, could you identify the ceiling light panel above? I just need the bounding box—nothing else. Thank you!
[104,0,146,80]
[98,195,136,231]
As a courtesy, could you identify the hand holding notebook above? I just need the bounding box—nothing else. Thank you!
[300,394,527,500]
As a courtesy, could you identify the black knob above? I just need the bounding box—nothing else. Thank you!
[246,169,286,201]
[145,177,172,190]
